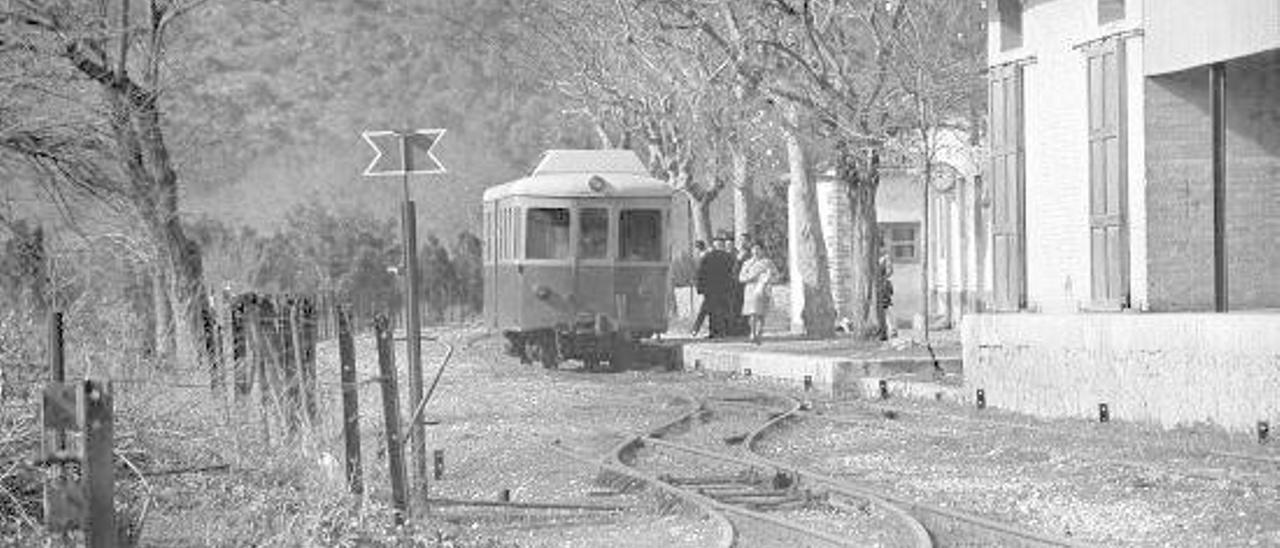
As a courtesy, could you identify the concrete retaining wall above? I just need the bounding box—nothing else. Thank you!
[682,343,961,397]
[963,313,1280,433]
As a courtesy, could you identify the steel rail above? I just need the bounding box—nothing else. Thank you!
[621,397,931,548]
[642,436,932,548]
[742,397,1094,548]
[547,441,736,548]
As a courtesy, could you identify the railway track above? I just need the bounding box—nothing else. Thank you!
[615,394,929,547]
[588,389,1097,547]
[811,400,1280,490]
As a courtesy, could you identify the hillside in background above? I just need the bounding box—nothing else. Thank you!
[167,0,591,238]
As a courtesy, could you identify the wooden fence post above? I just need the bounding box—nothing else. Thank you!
[83,380,115,548]
[290,296,308,428]
[280,295,299,434]
[231,296,251,398]
[301,295,318,425]
[337,306,363,495]
[375,315,409,524]
[252,295,273,447]
[48,311,65,449]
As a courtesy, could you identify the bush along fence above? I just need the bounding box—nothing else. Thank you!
[216,295,448,524]
[29,297,455,543]
[218,292,331,438]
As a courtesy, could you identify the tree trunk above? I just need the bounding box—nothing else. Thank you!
[837,142,885,341]
[107,83,208,370]
[687,193,713,245]
[129,261,156,357]
[731,143,753,246]
[783,107,835,338]
[153,268,176,362]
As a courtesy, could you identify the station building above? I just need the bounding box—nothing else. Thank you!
[815,132,984,333]
[967,0,1280,432]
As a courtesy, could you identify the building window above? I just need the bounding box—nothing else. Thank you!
[881,223,919,263]
[526,208,570,259]
[619,209,662,262]
[998,0,1022,51]
[578,208,609,259]
[1098,0,1124,25]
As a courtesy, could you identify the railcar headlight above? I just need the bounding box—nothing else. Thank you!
[587,175,607,193]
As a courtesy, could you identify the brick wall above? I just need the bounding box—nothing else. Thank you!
[1144,50,1280,311]
[1223,50,1280,308]
[1144,69,1216,310]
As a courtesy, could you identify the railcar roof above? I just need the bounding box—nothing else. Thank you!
[530,149,649,175]
[482,173,674,201]
[483,150,672,201]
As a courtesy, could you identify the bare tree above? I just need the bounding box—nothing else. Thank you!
[1,0,222,365]
[454,0,746,244]
[643,0,981,340]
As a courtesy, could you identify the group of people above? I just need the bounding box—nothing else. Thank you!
[691,233,779,345]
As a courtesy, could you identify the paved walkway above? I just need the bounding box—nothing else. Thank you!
[658,329,967,402]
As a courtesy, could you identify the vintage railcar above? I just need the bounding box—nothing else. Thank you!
[482,150,673,369]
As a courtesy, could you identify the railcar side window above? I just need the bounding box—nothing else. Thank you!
[619,209,662,262]
[527,208,570,259]
[579,208,609,259]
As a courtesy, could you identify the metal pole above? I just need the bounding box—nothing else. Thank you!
[1210,62,1228,312]
[401,136,427,498]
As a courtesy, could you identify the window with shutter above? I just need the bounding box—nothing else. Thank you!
[989,64,1026,311]
[998,0,1023,51]
[1098,0,1124,25]
[1086,39,1129,308]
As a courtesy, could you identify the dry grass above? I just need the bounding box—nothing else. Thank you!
[0,308,506,547]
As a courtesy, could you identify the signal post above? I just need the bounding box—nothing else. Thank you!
[362,127,446,505]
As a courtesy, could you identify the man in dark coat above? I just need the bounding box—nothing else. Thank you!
[696,235,736,338]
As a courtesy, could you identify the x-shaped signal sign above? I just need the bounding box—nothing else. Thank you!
[361,128,447,176]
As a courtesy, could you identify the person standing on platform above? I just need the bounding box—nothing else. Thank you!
[879,243,897,340]
[738,239,779,345]
[690,240,712,336]
[696,236,735,338]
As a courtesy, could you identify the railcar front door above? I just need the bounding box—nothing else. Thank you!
[616,207,668,336]
[574,206,615,330]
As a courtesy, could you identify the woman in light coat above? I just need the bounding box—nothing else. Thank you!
[738,240,778,344]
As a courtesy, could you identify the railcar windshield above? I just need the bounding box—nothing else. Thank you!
[619,209,662,262]
[527,208,570,259]
[579,208,609,259]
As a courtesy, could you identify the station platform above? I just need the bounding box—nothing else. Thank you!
[656,331,967,403]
